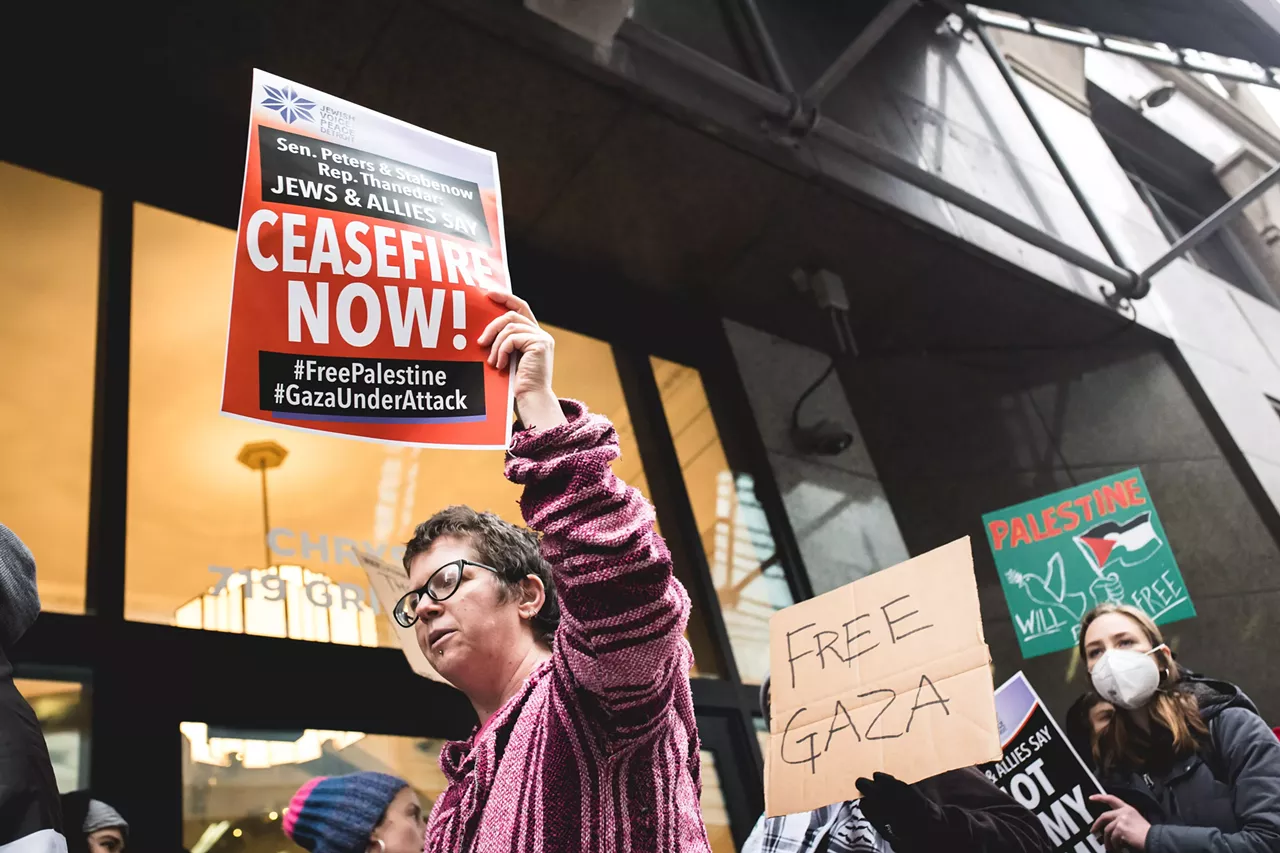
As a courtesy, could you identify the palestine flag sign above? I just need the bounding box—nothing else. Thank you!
[983,468,1194,658]
[1075,513,1162,570]
[980,673,1107,853]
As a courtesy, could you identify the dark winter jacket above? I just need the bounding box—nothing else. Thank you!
[743,766,1053,853]
[1067,674,1280,853]
[0,523,64,851]
[57,792,94,853]
[750,672,1051,853]
[913,768,1055,853]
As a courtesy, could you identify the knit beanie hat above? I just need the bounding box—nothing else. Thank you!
[0,523,40,651]
[283,772,407,853]
[84,800,129,836]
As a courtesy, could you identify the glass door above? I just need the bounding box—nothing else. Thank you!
[698,712,765,852]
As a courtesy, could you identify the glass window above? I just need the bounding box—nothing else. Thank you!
[652,357,793,683]
[1125,169,1265,297]
[753,0,892,93]
[181,724,444,853]
[700,749,736,853]
[15,678,92,792]
[0,163,99,614]
[126,204,650,650]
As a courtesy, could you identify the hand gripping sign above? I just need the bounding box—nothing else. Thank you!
[766,537,1002,817]
[221,70,514,448]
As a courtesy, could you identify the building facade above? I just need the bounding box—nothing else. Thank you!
[4,1,1280,851]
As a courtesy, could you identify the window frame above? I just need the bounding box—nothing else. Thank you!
[1089,80,1280,306]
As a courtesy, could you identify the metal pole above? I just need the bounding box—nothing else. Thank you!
[737,0,795,95]
[614,21,792,115]
[615,20,1137,290]
[1137,161,1280,293]
[804,0,916,105]
[811,117,1135,287]
[971,10,1280,91]
[259,462,272,572]
[968,19,1137,296]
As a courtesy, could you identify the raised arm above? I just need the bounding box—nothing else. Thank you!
[506,405,692,737]
[480,291,692,739]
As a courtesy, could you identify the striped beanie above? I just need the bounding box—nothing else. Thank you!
[283,773,407,853]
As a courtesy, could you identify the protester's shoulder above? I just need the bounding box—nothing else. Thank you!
[0,523,41,650]
[1181,671,1259,719]
[0,523,36,577]
[1212,705,1280,756]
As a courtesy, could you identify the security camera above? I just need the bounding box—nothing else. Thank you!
[791,419,854,456]
[789,268,858,457]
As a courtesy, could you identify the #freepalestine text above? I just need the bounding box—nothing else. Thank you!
[986,727,1104,853]
[244,210,501,349]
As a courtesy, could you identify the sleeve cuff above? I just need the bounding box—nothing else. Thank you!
[508,399,587,457]
[505,399,621,485]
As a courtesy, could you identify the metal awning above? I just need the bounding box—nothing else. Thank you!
[975,0,1280,68]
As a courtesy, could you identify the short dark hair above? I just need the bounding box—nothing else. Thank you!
[403,506,559,645]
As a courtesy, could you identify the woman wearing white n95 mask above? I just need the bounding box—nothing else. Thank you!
[1066,603,1280,853]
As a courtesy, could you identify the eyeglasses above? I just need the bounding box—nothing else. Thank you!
[393,558,502,628]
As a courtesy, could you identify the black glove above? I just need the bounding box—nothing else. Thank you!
[855,772,945,852]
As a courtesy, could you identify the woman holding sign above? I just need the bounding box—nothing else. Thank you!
[392,291,710,853]
[1070,603,1280,853]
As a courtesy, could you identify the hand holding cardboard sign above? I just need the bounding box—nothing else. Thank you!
[478,290,566,431]
[856,772,944,851]
[765,538,1001,817]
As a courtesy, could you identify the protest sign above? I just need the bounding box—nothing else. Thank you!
[983,468,1194,659]
[222,69,514,448]
[356,550,446,683]
[765,537,1001,817]
[980,672,1106,853]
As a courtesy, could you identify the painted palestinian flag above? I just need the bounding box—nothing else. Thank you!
[1074,511,1163,571]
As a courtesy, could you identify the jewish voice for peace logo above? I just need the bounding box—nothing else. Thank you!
[262,85,316,124]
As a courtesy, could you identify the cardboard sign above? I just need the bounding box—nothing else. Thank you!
[983,468,1194,659]
[356,550,446,683]
[222,70,514,448]
[765,537,1001,817]
[980,673,1107,853]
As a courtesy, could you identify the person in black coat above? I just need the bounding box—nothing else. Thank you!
[60,792,129,853]
[0,523,64,850]
[742,673,1053,853]
[1069,603,1280,853]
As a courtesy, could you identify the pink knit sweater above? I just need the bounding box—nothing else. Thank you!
[423,401,712,853]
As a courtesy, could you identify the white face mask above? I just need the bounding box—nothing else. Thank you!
[1090,644,1167,709]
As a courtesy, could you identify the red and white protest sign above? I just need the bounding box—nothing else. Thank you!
[221,69,514,448]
